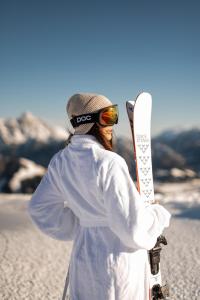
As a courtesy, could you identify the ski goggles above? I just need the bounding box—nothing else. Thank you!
[70,105,118,128]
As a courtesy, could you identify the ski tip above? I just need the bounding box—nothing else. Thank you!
[126,100,135,113]
[126,100,135,105]
[136,91,152,100]
[126,91,152,112]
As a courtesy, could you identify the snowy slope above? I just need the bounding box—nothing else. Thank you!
[0,180,200,299]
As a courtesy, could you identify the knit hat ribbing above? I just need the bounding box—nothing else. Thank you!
[66,93,112,134]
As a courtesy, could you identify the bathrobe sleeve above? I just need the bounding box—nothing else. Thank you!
[103,156,171,250]
[28,154,80,241]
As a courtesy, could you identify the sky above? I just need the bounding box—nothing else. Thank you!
[0,0,200,137]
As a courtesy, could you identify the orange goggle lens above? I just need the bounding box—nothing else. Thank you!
[99,105,118,126]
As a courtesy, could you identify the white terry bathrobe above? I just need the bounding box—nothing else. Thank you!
[28,135,171,300]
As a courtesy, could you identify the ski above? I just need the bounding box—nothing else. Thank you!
[126,92,169,300]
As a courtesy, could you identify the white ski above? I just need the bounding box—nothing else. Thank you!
[126,92,169,300]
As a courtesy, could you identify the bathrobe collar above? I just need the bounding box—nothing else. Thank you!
[70,134,104,149]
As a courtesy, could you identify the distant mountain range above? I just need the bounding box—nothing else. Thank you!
[115,130,198,182]
[0,113,199,193]
[0,112,67,145]
[0,112,68,166]
[153,128,200,172]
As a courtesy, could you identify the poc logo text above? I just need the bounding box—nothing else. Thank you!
[76,115,92,123]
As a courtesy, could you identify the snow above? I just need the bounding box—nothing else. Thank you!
[170,168,196,178]
[0,112,67,147]
[155,179,200,204]
[0,180,200,299]
[9,158,46,193]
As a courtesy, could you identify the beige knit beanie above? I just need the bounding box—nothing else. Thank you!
[66,93,113,134]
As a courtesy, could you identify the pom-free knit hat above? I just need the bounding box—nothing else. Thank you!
[66,93,112,134]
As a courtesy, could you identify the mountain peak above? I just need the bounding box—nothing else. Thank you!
[18,111,43,126]
[0,112,67,147]
[19,111,36,121]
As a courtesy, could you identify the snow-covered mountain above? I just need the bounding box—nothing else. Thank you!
[0,156,46,193]
[115,128,200,181]
[0,113,199,193]
[154,127,200,173]
[0,112,67,147]
[0,112,68,167]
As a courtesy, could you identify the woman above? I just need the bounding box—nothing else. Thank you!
[28,93,171,300]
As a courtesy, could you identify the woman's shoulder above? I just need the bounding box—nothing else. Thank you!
[94,147,127,170]
[47,149,65,171]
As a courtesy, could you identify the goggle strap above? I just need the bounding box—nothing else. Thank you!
[70,113,98,128]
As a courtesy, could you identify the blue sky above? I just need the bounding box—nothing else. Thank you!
[0,0,200,137]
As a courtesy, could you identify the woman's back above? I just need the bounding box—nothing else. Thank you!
[59,135,150,299]
[28,93,171,300]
